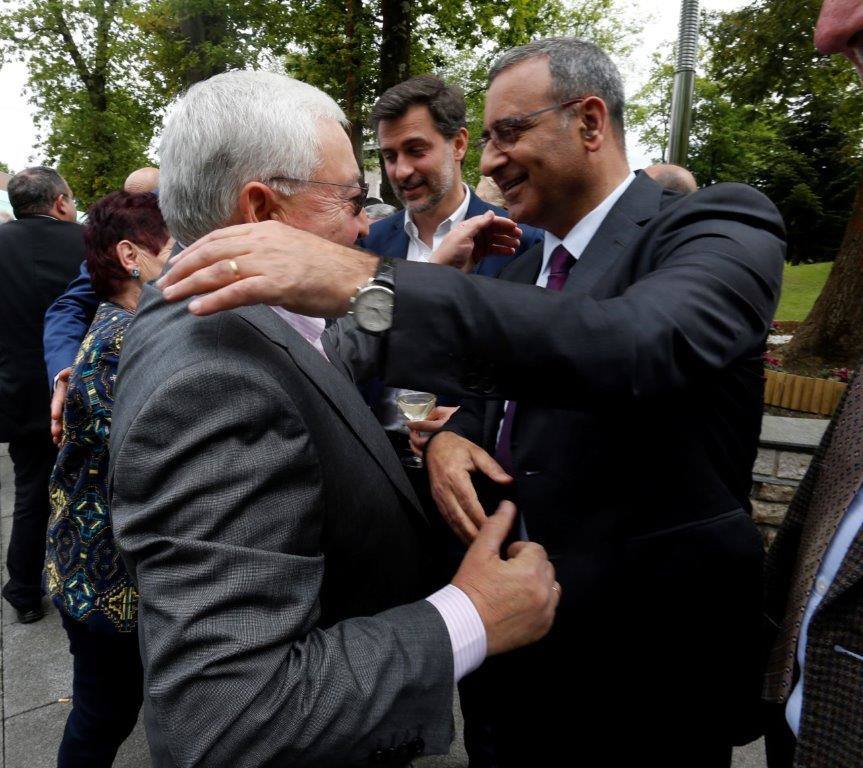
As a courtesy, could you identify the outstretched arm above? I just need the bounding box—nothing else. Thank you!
[44,261,99,384]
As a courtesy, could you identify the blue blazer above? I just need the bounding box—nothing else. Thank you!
[358,188,543,276]
[43,260,100,384]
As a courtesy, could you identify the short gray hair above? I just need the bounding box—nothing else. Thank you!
[7,166,69,218]
[489,38,626,143]
[159,70,348,245]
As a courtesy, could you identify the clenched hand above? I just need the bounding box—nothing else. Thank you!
[452,501,560,656]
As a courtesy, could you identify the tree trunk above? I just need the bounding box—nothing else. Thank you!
[178,5,230,87]
[344,0,365,176]
[783,172,863,368]
[378,0,411,204]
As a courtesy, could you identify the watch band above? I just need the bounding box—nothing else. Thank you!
[372,256,396,288]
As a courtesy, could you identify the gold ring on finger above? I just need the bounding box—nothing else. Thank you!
[228,259,241,278]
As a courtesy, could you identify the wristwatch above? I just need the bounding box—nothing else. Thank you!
[348,256,395,335]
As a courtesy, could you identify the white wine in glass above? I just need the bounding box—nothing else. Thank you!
[396,391,437,422]
[395,391,436,467]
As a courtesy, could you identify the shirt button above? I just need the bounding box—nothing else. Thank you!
[816,576,829,595]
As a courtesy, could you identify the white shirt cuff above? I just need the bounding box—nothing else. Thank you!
[425,584,487,681]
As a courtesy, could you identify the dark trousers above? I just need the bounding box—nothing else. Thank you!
[59,612,144,768]
[2,432,57,610]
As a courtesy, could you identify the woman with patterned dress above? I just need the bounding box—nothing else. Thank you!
[44,191,172,767]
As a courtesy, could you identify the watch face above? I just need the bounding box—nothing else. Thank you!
[355,285,394,333]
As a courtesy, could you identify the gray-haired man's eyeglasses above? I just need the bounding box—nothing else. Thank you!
[266,176,370,216]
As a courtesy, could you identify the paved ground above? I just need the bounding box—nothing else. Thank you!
[0,443,767,767]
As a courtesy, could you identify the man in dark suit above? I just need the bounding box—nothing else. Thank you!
[0,167,82,623]
[109,70,557,767]
[761,3,863,767]
[358,75,542,453]
[156,38,786,766]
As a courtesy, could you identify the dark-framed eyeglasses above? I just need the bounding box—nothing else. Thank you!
[266,176,370,216]
[477,97,586,152]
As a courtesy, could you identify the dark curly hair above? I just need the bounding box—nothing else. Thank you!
[83,191,169,301]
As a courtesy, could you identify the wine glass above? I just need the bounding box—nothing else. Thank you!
[395,391,437,468]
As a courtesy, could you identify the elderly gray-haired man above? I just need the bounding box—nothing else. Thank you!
[108,70,558,768]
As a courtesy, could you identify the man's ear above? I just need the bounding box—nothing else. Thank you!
[53,193,73,220]
[452,126,469,163]
[236,182,286,224]
[577,96,609,152]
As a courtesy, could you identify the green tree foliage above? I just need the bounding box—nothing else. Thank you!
[629,2,863,265]
[0,0,163,206]
[271,0,640,198]
[135,0,278,95]
[440,0,640,188]
[3,0,639,206]
[0,161,11,174]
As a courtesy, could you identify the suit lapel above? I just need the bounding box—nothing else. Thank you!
[233,305,425,521]
[465,189,491,219]
[384,213,410,260]
[565,173,663,296]
[502,241,543,285]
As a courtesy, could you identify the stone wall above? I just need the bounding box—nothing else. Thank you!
[751,415,828,547]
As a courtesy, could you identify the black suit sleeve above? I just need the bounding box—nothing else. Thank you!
[384,184,785,407]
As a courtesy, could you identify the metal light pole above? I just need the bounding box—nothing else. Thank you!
[667,0,700,166]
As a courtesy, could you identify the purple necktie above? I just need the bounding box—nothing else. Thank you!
[495,245,575,475]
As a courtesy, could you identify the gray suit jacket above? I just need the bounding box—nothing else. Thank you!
[108,284,454,767]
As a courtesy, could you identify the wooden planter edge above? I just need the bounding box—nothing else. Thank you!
[764,369,847,416]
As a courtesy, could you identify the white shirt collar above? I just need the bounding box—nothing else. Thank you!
[539,172,636,285]
[403,183,471,261]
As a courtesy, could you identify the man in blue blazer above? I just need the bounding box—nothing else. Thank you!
[357,75,542,449]
[360,75,542,276]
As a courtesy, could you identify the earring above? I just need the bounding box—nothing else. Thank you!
[130,267,141,279]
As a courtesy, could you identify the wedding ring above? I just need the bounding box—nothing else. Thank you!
[228,259,240,278]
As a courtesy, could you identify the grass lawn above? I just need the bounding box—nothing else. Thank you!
[775,261,833,322]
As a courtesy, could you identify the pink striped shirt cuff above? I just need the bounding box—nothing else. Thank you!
[426,584,487,681]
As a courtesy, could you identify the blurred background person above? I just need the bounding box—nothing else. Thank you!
[475,176,506,208]
[45,190,172,767]
[0,210,14,224]
[0,166,82,624]
[364,201,398,222]
[123,166,159,195]
[644,163,698,194]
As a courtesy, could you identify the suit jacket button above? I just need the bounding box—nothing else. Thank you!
[395,742,410,760]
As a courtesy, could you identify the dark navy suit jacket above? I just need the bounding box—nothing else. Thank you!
[357,187,543,276]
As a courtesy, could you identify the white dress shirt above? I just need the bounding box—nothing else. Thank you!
[270,306,486,681]
[786,483,863,735]
[403,183,472,263]
[536,171,636,287]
